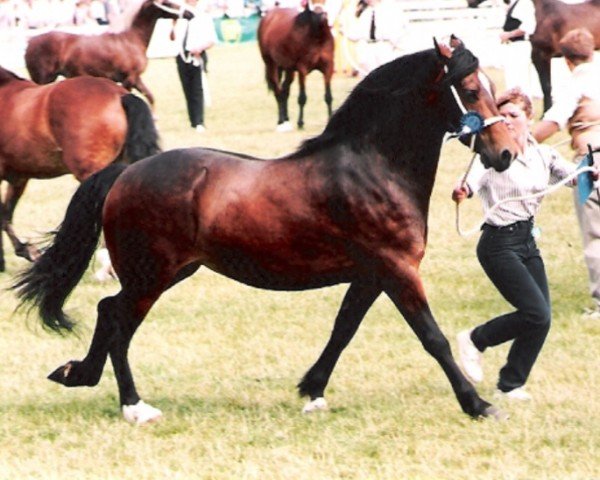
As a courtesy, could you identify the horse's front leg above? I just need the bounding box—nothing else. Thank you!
[383,272,504,420]
[296,70,307,129]
[531,46,552,113]
[3,179,40,262]
[298,280,381,413]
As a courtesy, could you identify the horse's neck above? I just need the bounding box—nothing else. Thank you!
[129,9,161,46]
[0,69,22,87]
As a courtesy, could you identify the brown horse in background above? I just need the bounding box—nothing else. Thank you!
[258,4,334,131]
[0,65,160,272]
[468,0,600,111]
[24,0,194,107]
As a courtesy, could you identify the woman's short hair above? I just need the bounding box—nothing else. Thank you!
[496,87,533,119]
[559,28,595,63]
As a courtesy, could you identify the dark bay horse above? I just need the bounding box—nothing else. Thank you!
[24,0,194,107]
[14,38,519,424]
[0,65,160,272]
[258,4,334,131]
[468,0,600,111]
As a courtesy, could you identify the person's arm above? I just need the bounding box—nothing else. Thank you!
[531,120,559,143]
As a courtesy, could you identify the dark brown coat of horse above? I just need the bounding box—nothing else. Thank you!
[258,5,334,131]
[24,0,194,106]
[14,38,519,424]
[468,0,600,111]
[0,66,160,272]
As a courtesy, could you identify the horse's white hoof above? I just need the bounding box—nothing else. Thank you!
[302,397,328,414]
[122,400,162,425]
[276,121,293,132]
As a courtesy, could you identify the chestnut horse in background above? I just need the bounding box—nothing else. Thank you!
[24,0,194,107]
[14,37,519,424]
[0,66,160,272]
[468,0,600,111]
[258,4,334,131]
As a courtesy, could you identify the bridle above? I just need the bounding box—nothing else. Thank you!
[444,66,506,151]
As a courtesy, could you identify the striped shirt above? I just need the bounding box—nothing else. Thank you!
[464,137,576,227]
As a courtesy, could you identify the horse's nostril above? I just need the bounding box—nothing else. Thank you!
[501,149,514,164]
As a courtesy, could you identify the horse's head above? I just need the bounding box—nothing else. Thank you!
[152,0,195,20]
[435,36,518,172]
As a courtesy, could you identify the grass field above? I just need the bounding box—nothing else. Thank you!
[1,41,599,479]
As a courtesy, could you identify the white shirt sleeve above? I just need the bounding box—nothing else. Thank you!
[542,75,581,129]
[513,0,536,36]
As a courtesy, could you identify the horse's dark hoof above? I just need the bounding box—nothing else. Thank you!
[482,405,509,421]
[47,361,99,387]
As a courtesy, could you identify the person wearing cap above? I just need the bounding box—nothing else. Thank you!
[533,28,600,319]
[452,88,598,401]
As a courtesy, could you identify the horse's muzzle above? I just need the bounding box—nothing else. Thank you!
[480,149,514,172]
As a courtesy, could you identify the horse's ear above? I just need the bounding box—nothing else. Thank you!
[449,35,465,50]
[433,37,453,60]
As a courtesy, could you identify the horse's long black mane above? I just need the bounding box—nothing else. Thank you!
[291,45,479,159]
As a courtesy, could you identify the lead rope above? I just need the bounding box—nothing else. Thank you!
[455,163,597,237]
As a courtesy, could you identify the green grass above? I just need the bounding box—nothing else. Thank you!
[1,42,599,479]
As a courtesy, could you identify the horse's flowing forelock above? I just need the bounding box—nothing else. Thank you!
[442,47,479,87]
[294,8,327,38]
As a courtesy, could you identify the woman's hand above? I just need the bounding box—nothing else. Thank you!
[452,186,470,204]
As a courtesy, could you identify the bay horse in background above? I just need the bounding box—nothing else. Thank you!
[468,0,600,112]
[258,4,334,131]
[0,65,160,272]
[24,0,194,107]
[14,37,519,424]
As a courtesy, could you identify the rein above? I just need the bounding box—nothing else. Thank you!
[455,164,596,237]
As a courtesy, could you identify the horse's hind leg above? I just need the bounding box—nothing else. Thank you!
[110,261,201,424]
[531,48,552,113]
[324,75,333,118]
[275,69,294,131]
[298,280,381,413]
[383,276,504,420]
[2,179,41,262]
[133,77,155,108]
[296,70,307,129]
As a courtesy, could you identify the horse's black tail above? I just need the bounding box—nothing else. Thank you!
[118,93,161,164]
[12,163,128,334]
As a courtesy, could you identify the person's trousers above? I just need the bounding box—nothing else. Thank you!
[573,152,600,309]
[176,55,204,128]
[471,220,551,392]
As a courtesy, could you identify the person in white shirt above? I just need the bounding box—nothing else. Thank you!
[452,88,598,401]
[533,28,600,319]
[345,0,406,76]
[171,0,218,132]
[499,0,541,99]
